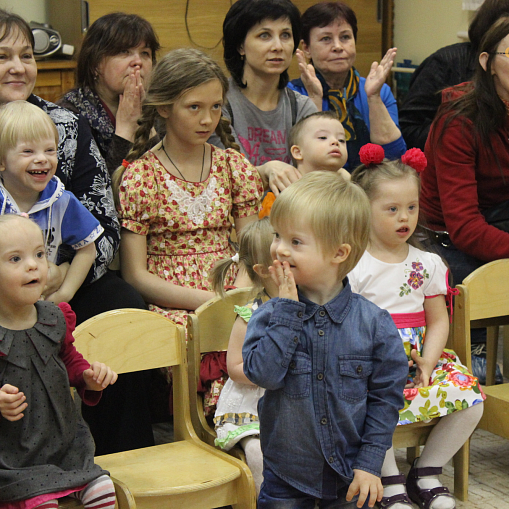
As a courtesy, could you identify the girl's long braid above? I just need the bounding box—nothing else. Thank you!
[112,106,158,206]
[216,116,240,152]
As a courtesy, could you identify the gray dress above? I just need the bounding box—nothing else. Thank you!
[0,301,107,503]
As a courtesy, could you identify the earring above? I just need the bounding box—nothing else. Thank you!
[240,54,245,61]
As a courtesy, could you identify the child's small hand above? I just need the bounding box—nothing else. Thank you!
[0,384,27,421]
[269,260,298,301]
[410,349,433,388]
[346,469,383,508]
[83,362,118,391]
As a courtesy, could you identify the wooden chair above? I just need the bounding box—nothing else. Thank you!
[58,478,136,509]
[187,288,254,448]
[73,308,256,509]
[453,259,509,439]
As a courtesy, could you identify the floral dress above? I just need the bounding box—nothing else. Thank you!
[214,291,269,450]
[118,146,263,326]
[349,246,485,425]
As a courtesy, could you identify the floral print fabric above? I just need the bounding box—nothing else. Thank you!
[118,146,262,326]
[399,328,485,425]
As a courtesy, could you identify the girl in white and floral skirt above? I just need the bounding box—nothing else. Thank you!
[210,218,277,495]
[349,144,485,509]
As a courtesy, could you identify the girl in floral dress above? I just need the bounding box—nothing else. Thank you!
[349,144,484,509]
[113,48,263,327]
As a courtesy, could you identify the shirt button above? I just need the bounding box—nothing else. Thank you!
[289,361,296,369]
[319,310,326,317]
[356,365,363,374]
[317,373,324,381]
[329,456,334,464]
[318,330,325,336]
[293,336,299,344]
[298,311,303,318]
[321,417,327,425]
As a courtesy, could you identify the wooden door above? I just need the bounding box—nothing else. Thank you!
[87,0,392,80]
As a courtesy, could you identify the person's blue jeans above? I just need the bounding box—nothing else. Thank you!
[258,468,370,509]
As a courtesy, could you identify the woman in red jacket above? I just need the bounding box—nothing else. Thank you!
[422,16,509,384]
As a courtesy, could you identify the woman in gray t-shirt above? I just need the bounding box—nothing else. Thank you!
[211,0,317,195]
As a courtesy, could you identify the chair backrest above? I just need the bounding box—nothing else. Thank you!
[73,308,193,442]
[452,259,509,371]
[187,288,254,443]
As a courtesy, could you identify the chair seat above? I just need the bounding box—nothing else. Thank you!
[478,384,509,438]
[96,441,241,497]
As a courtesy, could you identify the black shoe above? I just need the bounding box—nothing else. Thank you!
[471,344,503,385]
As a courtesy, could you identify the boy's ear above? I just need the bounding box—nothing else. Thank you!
[253,263,271,278]
[332,243,351,264]
[290,144,303,163]
[156,105,171,118]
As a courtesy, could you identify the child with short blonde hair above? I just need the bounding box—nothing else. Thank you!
[243,171,409,508]
[0,101,103,304]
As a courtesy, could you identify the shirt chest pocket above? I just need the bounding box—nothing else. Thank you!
[283,352,312,399]
[338,358,373,403]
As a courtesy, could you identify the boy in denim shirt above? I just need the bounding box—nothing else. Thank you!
[243,171,408,508]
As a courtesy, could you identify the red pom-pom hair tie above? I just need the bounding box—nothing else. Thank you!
[359,143,385,166]
[122,159,130,168]
[401,148,427,173]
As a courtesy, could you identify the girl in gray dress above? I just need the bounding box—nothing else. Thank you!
[0,215,118,509]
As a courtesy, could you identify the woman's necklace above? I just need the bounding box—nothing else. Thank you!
[160,140,205,182]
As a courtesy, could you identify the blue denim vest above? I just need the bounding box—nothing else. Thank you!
[243,281,408,499]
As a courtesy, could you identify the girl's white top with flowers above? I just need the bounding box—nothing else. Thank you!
[349,246,485,425]
[349,246,447,314]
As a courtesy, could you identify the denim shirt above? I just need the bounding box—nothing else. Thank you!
[243,281,408,499]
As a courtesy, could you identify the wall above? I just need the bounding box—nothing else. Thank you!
[0,0,47,24]
[394,0,473,66]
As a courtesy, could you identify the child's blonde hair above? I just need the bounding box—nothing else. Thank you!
[112,48,238,199]
[0,101,58,161]
[289,110,340,150]
[0,214,45,241]
[271,171,370,277]
[210,218,273,297]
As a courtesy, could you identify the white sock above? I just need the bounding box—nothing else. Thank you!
[240,436,264,496]
[380,447,410,508]
[416,403,483,509]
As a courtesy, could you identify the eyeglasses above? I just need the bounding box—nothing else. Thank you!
[490,51,509,57]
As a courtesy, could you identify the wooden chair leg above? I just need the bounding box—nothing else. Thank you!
[406,446,420,465]
[452,438,469,502]
[486,326,499,386]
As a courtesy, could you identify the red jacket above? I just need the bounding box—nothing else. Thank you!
[421,85,509,262]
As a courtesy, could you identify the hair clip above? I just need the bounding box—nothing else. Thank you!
[401,148,427,173]
[122,159,130,168]
[359,143,385,166]
[231,253,240,263]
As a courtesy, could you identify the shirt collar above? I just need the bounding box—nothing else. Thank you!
[297,278,352,323]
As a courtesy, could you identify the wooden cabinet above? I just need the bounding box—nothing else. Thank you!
[33,60,77,103]
[87,0,393,80]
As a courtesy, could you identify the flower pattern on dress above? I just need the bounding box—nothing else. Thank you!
[118,146,263,326]
[165,176,218,225]
[399,258,429,296]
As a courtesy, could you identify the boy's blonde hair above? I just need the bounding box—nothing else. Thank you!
[270,171,370,277]
[210,218,273,297]
[0,101,59,161]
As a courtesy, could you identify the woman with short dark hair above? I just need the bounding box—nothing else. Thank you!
[288,1,405,170]
[59,12,160,174]
[210,0,317,193]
